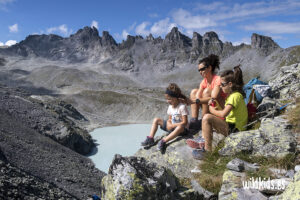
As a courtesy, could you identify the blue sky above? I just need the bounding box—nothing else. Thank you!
[0,0,300,48]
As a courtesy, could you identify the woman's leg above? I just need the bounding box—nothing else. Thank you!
[149,118,164,138]
[202,114,228,151]
[202,88,211,116]
[190,88,200,119]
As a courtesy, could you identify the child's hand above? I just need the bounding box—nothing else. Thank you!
[209,105,218,113]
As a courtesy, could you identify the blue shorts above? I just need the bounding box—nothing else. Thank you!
[160,120,189,135]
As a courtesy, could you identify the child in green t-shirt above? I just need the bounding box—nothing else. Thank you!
[192,65,248,160]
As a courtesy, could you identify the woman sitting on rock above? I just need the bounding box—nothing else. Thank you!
[141,83,189,153]
[189,54,226,131]
[192,66,248,159]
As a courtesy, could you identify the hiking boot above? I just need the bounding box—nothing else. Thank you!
[192,148,206,160]
[141,136,154,147]
[189,118,202,131]
[186,136,202,149]
[157,139,166,153]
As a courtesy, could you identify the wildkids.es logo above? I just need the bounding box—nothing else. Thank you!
[242,177,286,190]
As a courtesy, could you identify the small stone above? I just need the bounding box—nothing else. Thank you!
[295,165,300,172]
[226,158,245,172]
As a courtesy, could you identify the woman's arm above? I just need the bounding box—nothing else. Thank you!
[209,104,233,118]
[211,85,221,99]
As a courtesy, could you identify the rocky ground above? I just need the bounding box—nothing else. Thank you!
[0,85,106,199]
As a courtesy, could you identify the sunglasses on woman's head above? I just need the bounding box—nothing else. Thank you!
[198,65,209,72]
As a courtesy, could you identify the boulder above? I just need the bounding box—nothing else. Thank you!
[219,130,264,156]
[101,154,179,200]
[275,170,300,200]
[219,116,297,159]
[219,170,268,200]
[226,158,259,172]
[257,117,297,158]
[269,63,300,99]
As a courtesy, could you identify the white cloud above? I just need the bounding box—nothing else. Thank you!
[91,20,98,29]
[135,22,150,36]
[232,37,251,46]
[243,21,300,34]
[150,18,177,36]
[172,9,216,30]
[9,23,18,33]
[47,24,72,36]
[194,2,226,11]
[122,30,129,40]
[5,40,17,46]
[149,13,158,18]
[0,0,14,4]
[0,40,17,46]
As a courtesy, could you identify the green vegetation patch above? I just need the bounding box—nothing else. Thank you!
[193,141,297,194]
[286,97,300,133]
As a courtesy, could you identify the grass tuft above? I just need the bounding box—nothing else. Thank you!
[286,97,300,133]
[193,141,297,194]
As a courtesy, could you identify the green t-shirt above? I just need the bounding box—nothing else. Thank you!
[225,92,248,131]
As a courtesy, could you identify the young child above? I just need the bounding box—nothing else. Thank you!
[192,66,248,159]
[141,83,189,153]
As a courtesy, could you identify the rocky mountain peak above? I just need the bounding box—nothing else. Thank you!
[163,27,192,49]
[119,35,142,49]
[202,31,223,56]
[251,33,280,55]
[192,32,203,49]
[203,31,219,40]
[146,34,154,41]
[101,31,117,47]
[70,26,100,43]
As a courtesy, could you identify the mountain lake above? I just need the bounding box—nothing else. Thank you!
[88,124,164,173]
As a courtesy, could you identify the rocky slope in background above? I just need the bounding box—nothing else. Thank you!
[0,84,93,155]
[1,26,299,127]
[0,84,106,199]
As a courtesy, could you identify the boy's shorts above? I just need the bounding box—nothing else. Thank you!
[160,120,189,135]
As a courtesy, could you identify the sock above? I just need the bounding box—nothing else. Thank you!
[147,136,153,139]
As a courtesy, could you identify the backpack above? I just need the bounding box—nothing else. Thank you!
[243,78,273,122]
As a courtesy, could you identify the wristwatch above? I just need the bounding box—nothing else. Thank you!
[196,98,200,104]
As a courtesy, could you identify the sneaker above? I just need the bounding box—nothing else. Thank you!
[141,136,154,146]
[157,139,166,153]
[189,118,202,131]
[186,136,202,149]
[192,148,206,160]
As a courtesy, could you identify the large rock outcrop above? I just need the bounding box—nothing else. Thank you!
[219,116,297,159]
[100,154,198,200]
[135,132,224,179]
[0,85,94,155]
[251,33,280,56]
[0,108,105,199]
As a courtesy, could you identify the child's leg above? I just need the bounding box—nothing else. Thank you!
[163,124,185,143]
[202,114,228,151]
[149,118,164,138]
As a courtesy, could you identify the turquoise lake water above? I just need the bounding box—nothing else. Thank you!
[88,124,164,173]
